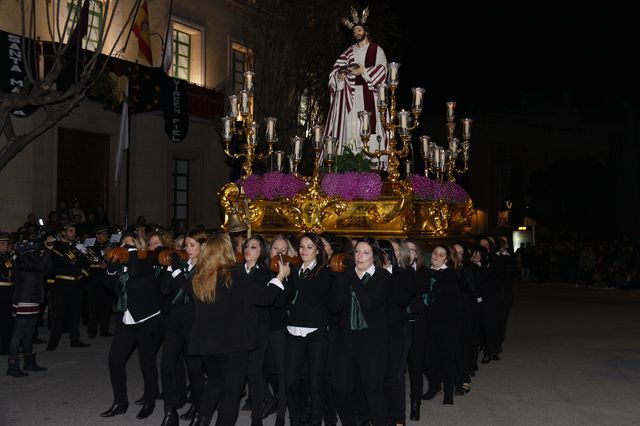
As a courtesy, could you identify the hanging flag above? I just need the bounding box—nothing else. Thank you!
[132,0,153,65]
[114,78,129,191]
[128,64,164,113]
[0,30,37,117]
[68,0,90,46]
[161,24,173,74]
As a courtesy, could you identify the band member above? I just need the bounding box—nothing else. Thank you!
[159,230,207,425]
[87,225,112,338]
[47,222,91,351]
[329,237,391,426]
[285,234,332,426]
[101,233,162,420]
[1,233,15,356]
[186,234,288,426]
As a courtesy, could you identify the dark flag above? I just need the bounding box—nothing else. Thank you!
[163,77,189,143]
[128,64,164,114]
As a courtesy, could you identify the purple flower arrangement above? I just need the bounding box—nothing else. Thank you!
[408,175,470,203]
[242,172,467,203]
[321,172,383,201]
[241,172,306,200]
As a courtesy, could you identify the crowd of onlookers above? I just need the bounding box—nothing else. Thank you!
[513,237,640,290]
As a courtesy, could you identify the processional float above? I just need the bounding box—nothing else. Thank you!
[218,67,474,242]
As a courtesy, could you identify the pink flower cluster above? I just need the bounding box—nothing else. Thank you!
[408,175,470,203]
[321,172,383,201]
[241,172,306,200]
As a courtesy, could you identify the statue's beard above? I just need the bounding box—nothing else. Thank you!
[354,33,366,43]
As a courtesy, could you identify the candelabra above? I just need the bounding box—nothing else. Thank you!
[221,71,277,179]
[358,62,424,183]
[421,102,472,182]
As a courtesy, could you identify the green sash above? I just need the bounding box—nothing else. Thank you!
[350,272,370,331]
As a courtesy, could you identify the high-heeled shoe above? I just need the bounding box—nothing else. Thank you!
[181,404,198,420]
[160,407,179,426]
[136,403,155,419]
[409,399,420,421]
[189,414,212,426]
[100,402,129,417]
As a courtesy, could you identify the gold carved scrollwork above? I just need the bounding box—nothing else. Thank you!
[366,181,412,225]
[217,182,263,232]
[276,182,347,233]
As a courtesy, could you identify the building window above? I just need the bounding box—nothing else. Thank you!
[171,19,204,85]
[67,0,103,51]
[172,159,189,234]
[231,42,253,93]
[173,28,191,81]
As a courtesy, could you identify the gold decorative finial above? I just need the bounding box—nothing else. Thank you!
[341,6,370,29]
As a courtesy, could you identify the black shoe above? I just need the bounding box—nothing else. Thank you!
[134,396,145,405]
[70,340,91,348]
[241,398,251,411]
[443,394,454,405]
[189,414,212,426]
[46,341,58,351]
[409,399,420,421]
[462,383,471,393]
[160,408,179,426]
[251,419,263,426]
[421,387,442,401]
[481,355,491,364]
[32,337,46,344]
[492,354,501,361]
[454,386,465,396]
[262,398,278,419]
[136,403,155,419]
[180,404,197,420]
[101,402,129,417]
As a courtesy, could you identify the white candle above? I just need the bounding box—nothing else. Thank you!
[420,135,431,156]
[377,83,388,108]
[229,95,238,118]
[446,101,456,121]
[249,122,258,145]
[291,136,302,158]
[462,118,472,139]
[221,116,233,141]
[240,90,250,115]
[312,125,324,147]
[358,111,371,136]
[405,160,412,176]
[388,62,400,86]
[439,149,446,168]
[412,87,425,112]
[265,117,277,142]
[324,136,335,155]
[275,150,284,171]
[399,110,410,130]
[450,137,458,153]
[243,71,254,91]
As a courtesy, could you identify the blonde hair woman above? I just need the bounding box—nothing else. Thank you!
[186,234,289,426]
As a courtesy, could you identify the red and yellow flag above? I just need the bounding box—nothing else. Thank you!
[132,0,153,65]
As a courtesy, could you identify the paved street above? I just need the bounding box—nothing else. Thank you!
[2,284,640,426]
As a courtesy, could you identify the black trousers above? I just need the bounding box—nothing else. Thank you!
[286,328,329,426]
[407,313,427,400]
[200,351,248,424]
[247,325,272,420]
[9,315,38,356]
[87,285,112,336]
[424,318,463,397]
[108,313,163,405]
[0,286,13,354]
[498,291,513,350]
[481,300,501,356]
[385,323,410,425]
[268,329,288,420]
[323,326,338,425]
[332,329,388,426]
[161,318,205,410]
[49,281,83,344]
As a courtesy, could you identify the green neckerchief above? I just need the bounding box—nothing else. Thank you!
[350,272,370,331]
[171,261,192,305]
[423,276,436,306]
[116,268,129,312]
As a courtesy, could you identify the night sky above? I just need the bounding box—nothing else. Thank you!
[382,4,635,119]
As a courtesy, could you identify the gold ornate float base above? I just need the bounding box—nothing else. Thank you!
[218,182,474,242]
